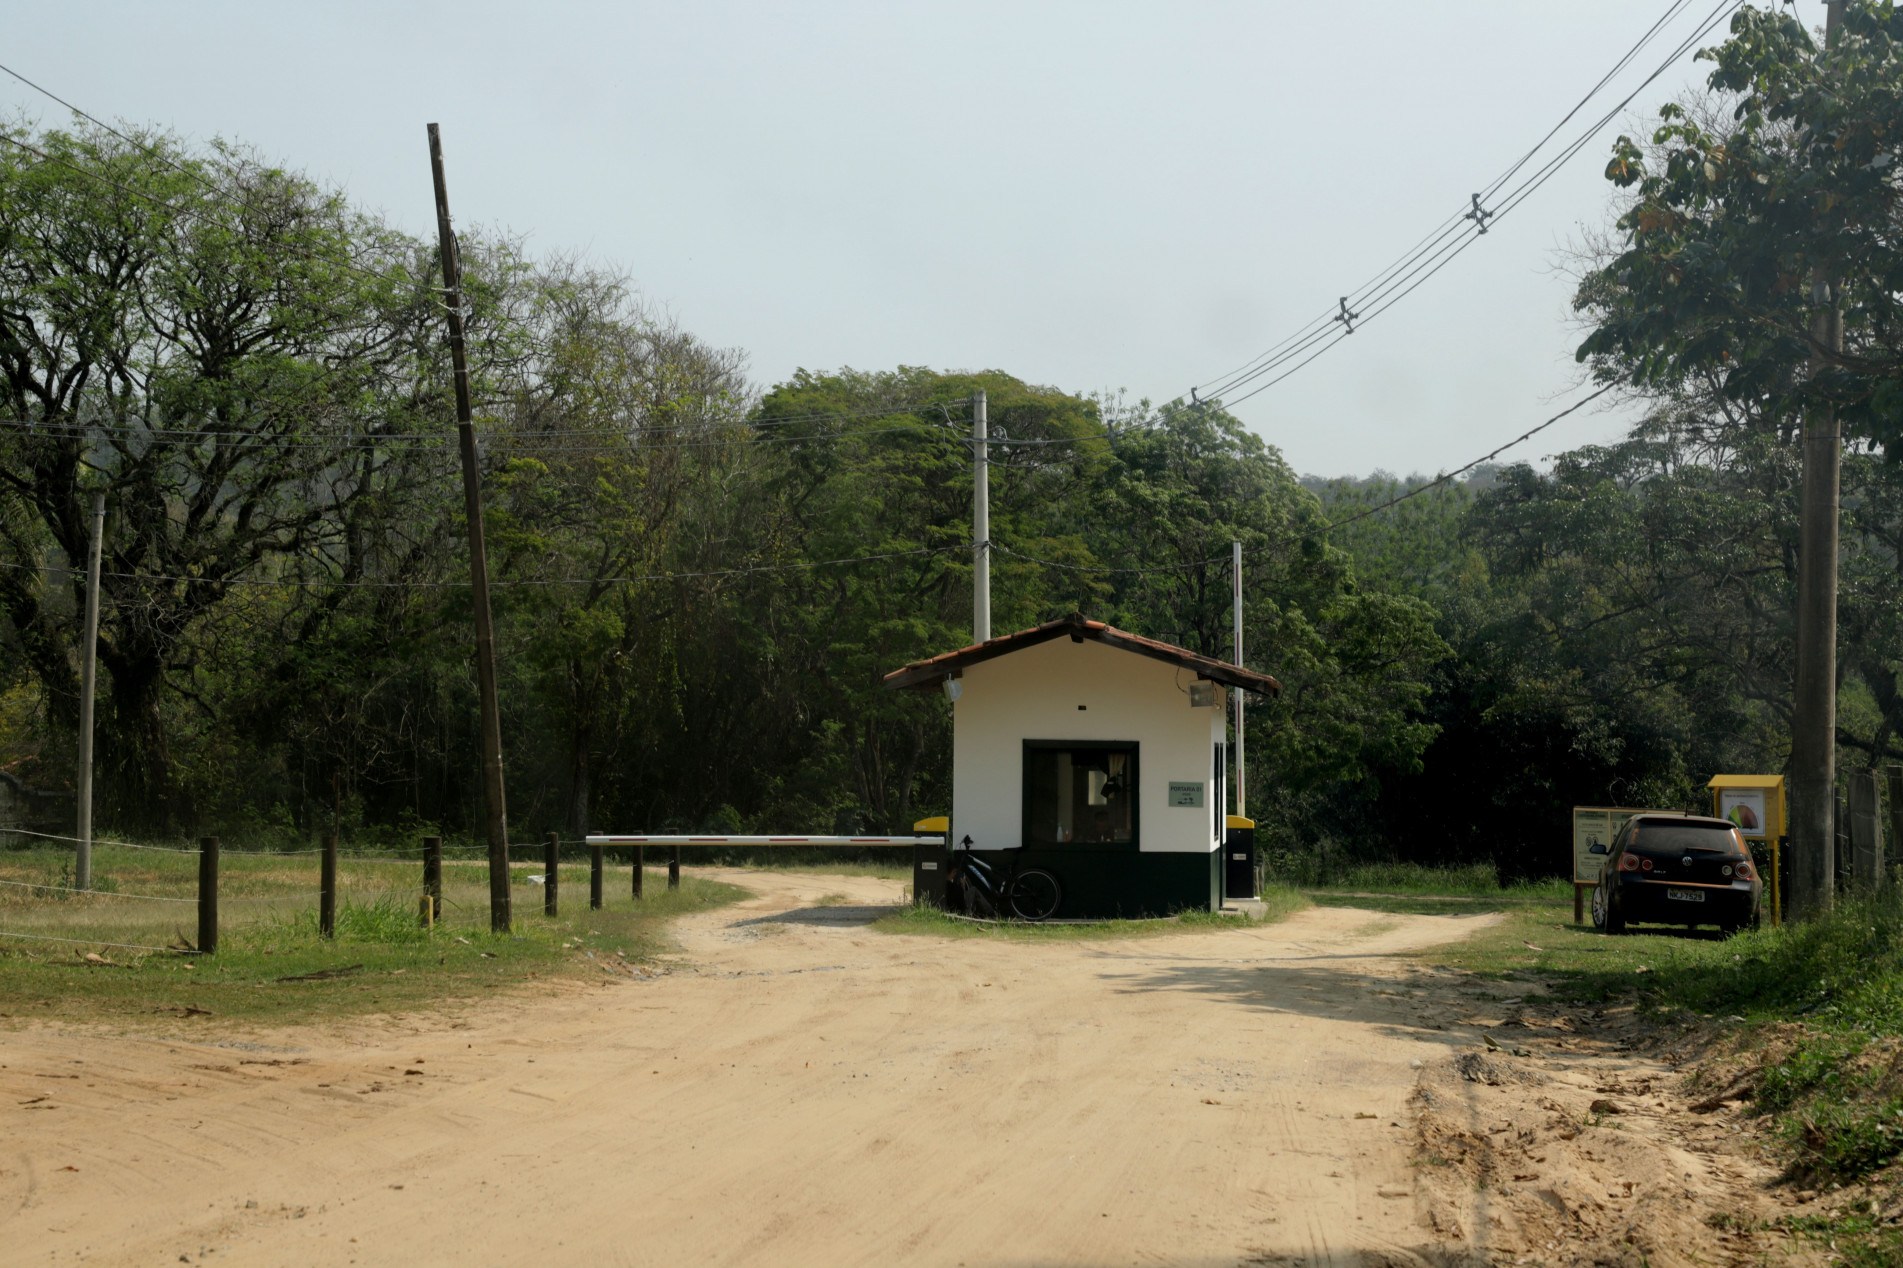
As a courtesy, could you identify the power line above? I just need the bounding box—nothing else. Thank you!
[1319,380,1622,532]
[0,542,969,592]
[0,414,966,455]
[0,403,1138,461]
[990,544,1228,576]
[1190,0,1735,410]
[0,68,423,296]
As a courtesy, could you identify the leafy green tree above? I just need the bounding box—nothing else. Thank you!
[0,123,433,828]
[1577,2,1903,444]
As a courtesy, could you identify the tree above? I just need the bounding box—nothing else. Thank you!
[0,123,435,829]
[1578,2,1903,439]
[1575,0,1903,911]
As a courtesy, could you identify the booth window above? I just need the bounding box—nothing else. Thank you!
[1022,742,1138,848]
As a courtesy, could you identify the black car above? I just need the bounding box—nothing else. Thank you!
[1590,813,1762,935]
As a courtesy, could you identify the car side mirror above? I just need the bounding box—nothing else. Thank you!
[1588,842,1608,855]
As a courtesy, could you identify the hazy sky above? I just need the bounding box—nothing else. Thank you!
[3,2,1807,478]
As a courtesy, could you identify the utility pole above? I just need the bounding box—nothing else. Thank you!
[427,123,511,933]
[1789,0,1845,922]
[972,389,990,644]
[74,492,104,891]
[1232,540,1245,818]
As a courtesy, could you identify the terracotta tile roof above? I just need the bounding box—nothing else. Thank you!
[881,613,1281,696]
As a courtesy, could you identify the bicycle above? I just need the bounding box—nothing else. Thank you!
[945,835,1063,922]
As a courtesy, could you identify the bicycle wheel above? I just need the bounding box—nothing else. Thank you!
[1008,869,1062,922]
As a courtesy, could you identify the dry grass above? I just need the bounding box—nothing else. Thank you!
[0,844,743,1026]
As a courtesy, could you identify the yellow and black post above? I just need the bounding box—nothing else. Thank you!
[1225,815,1257,900]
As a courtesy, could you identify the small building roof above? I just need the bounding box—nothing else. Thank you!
[881,614,1282,696]
[1707,774,1786,789]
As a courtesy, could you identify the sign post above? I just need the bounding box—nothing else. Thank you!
[1571,806,1674,924]
[1708,775,1788,925]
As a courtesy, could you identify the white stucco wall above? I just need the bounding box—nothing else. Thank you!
[948,638,1228,853]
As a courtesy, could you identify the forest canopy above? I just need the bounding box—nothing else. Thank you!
[4,0,1900,880]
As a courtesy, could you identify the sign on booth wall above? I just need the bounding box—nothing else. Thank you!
[1718,788,1768,837]
[1167,781,1205,808]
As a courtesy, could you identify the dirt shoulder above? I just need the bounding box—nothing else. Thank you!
[0,869,1804,1266]
[1402,982,1825,1267]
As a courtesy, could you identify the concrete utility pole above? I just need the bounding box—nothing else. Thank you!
[428,123,511,933]
[74,492,104,891]
[1232,540,1246,818]
[1789,0,1845,921]
[972,389,990,644]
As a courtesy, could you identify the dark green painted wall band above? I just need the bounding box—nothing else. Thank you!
[948,846,1219,919]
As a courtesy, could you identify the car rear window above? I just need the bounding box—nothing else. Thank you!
[1629,822,1744,854]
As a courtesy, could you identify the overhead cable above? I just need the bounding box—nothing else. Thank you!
[1188,0,1734,411]
[1319,380,1622,532]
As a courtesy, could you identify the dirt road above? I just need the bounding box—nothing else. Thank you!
[0,872,1795,1266]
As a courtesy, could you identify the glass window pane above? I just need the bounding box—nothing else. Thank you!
[1023,744,1136,846]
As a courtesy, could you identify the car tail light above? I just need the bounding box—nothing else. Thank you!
[1619,854,1641,872]
[1639,857,1654,872]
[1735,861,1756,881]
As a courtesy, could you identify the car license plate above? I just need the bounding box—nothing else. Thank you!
[1666,887,1705,903]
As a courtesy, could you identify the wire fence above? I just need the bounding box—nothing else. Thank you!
[0,833,660,957]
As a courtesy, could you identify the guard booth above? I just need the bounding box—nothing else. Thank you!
[883,615,1281,919]
[1708,774,1787,924]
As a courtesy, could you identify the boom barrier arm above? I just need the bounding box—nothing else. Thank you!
[584,835,945,847]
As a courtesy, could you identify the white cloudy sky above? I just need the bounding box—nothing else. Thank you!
[4,2,1815,477]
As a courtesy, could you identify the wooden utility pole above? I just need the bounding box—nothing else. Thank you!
[74,492,104,890]
[972,389,990,643]
[427,123,511,933]
[1231,540,1245,818]
[1789,0,1845,921]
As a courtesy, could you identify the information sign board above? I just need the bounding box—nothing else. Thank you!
[1571,806,1674,884]
[1167,781,1206,808]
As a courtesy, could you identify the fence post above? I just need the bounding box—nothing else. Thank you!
[1837,789,1853,894]
[422,835,443,925]
[196,836,219,955]
[668,844,681,891]
[1851,769,1884,889]
[631,844,644,900]
[544,832,559,918]
[1887,765,1903,885]
[320,833,338,938]
[590,844,604,910]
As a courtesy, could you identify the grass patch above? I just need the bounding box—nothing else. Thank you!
[0,844,744,1026]
[874,883,1308,940]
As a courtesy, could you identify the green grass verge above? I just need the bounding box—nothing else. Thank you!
[873,883,1308,940]
[0,844,744,1026]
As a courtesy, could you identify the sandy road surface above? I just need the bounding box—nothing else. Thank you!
[2,871,1513,1266]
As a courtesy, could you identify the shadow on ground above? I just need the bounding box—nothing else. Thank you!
[735,903,898,928]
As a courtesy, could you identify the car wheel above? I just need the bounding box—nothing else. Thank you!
[1599,885,1626,935]
[1590,882,1609,930]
